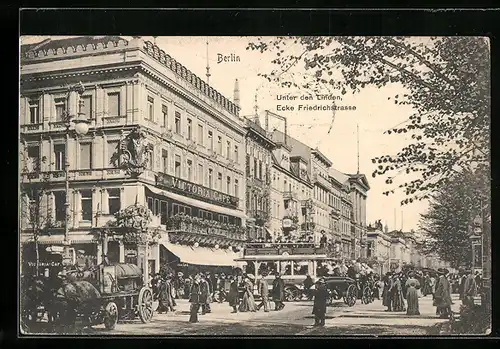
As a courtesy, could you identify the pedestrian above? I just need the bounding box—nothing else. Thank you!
[391,273,406,312]
[459,271,467,302]
[405,272,420,316]
[434,268,452,318]
[256,274,270,312]
[199,274,211,315]
[303,274,314,300]
[239,276,256,312]
[156,274,175,314]
[312,277,328,327]
[382,272,393,312]
[272,273,285,311]
[188,274,201,323]
[227,275,240,313]
[463,268,477,308]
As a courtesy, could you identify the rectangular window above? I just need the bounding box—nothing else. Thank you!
[55,98,66,121]
[54,144,65,171]
[162,105,168,127]
[146,147,154,170]
[187,159,193,181]
[160,201,168,225]
[217,172,222,191]
[254,159,258,178]
[108,189,121,215]
[81,95,92,120]
[259,160,263,179]
[234,179,239,198]
[208,130,213,150]
[81,190,93,222]
[187,118,192,140]
[197,124,204,145]
[175,111,181,134]
[226,140,231,160]
[226,176,231,195]
[154,199,160,216]
[217,136,222,154]
[107,140,120,168]
[175,154,181,177]
[234,145,239,163]
[29,99,40,124]
[108,92,120,117]
[147,197,153,212]
[147,96,154,121]
[208,169,213,189]
[198,164,204,185]
[162,149,168,173]
[54,191,66,223]
[26,145,40,172]
[79,143,92,169]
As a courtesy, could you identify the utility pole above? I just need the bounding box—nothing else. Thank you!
[205,39,211,85]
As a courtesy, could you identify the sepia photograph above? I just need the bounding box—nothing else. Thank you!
[19,35,491,336]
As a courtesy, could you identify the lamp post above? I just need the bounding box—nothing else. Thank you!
[62,82,90,263]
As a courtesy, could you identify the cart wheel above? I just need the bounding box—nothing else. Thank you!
[284,286,297,302]
[138,287,154,323]
[346,284,357,307]
[104,302,118,330]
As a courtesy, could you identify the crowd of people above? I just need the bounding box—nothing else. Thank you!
[380,267,481,318]
[150,270,288,324]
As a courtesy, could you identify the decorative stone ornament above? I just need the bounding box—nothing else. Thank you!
[119,127,151,176]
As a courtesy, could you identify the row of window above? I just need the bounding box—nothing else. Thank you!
[146,96,240,161]
[27,92,118,125]
[25,189,121,224]
[271,171,311,198]
[146,197,235,225]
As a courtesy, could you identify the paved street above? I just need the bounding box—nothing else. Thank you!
[81,294,462,336]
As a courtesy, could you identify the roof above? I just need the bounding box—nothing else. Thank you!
[21,36,127,56]
[245,117,275,148]
[328,167,349,185]
[347,173,371,190]
[311,148,333,167]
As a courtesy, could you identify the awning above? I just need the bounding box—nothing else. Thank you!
[162,242,241,267]
[145,185,247,219]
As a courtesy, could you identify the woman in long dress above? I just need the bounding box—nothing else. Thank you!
[405,273,421,315]
[382,272,393,312]
[391,274,406,312]
[238,278,256,312]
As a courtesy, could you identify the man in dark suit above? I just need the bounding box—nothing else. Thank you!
[188,274,201,323]
[272,273,285,311]
[312,278,328,326]
[256,274,270,312]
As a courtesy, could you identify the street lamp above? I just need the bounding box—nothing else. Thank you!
[62,82,90,263]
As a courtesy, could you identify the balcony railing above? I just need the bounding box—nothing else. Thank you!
[103,115,127,126]
[283,191,298,201]
[248,209,269,222]
[244,243,327,256]
[20,168,127,183]
[20,123,43,133]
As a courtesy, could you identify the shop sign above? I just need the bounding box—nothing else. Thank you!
[282,218,292,228]
[155,173,239,209]
[27,261,62,267]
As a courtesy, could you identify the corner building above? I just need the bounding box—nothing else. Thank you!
[20,36,247,276]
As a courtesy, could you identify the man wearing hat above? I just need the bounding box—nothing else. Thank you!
[188,273,201,323]
[199,273,211,315]
[463,268,477,307]
[256,273,270,312]
[272,273,285,311]
[434,268,452,318]
[382,272,394,311]
[312,277,328,326]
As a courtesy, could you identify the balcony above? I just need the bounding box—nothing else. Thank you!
[247,176,265,188]
[103,115,127,126]
[166,215,247,243]
[20,168,127,183]
[20,123,43,133]
[312,173,331,190]
[244,243,327,256]
[247,209,269,225]
[283,191,299,201]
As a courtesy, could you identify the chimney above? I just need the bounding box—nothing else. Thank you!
[233,79,240,108]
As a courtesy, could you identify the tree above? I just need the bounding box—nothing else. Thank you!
[20,149,53,274]
[418,166,490,268]
[247,36,490,203]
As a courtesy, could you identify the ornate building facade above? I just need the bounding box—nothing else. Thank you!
[20,36,247,277]
[244,117,274,240]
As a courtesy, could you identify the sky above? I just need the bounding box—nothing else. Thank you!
[20,35,430,231]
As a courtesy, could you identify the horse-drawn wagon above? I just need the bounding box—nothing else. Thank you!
[21,262,153,333]
[322,275,375,307]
